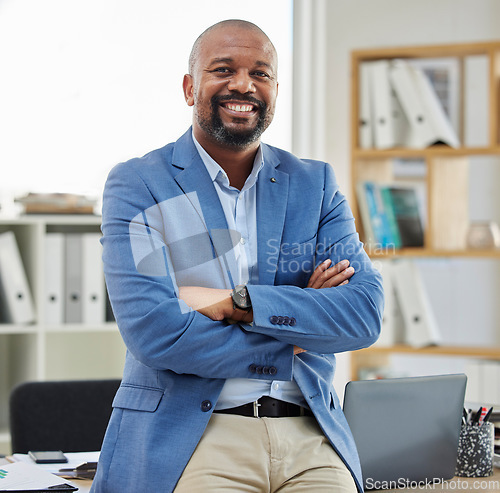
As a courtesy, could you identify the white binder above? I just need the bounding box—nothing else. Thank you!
[391,259,441,348]
[81,233,105,324]
[373,261,404,347]
[369,60,396,149]
[64,234,83,323]
[0,231,36,324]
[358,62,373,148]
[389,60,459,149]
[44,233,64,324]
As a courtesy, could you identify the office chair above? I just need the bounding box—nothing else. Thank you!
[9,379,121,454]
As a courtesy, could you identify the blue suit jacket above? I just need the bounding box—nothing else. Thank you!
[91,129,384,493]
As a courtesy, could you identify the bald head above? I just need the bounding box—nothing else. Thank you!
[188,19,277,76]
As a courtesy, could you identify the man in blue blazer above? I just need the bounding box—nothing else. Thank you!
[92,19,383,493]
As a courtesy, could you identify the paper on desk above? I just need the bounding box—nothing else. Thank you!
[0,461,75,490]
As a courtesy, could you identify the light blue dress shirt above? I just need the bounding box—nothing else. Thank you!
[192,134,308,410]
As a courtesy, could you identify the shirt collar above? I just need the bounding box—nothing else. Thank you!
[192,130,264,191]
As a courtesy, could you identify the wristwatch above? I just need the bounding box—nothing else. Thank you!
[231,284,252,311]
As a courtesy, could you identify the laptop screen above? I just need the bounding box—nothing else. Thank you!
[343,374,467,490]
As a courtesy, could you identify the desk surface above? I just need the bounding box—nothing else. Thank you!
[59,472,500,493]
[2,457,499,492]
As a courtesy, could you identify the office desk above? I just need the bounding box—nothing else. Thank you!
[54,471,500,493]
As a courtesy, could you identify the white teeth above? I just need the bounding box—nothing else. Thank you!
[225,103,253,112]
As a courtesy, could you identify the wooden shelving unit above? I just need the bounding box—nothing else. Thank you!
[350,40,500,379]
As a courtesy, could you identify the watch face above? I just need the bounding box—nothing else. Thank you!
[233,285,251,310]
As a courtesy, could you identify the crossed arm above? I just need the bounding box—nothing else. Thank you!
[179,258,355,324]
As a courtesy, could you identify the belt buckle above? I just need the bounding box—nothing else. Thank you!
[253,400,262,418]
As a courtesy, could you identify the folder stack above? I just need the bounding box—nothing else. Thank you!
[45,232,106,325]
[359,59,459,149]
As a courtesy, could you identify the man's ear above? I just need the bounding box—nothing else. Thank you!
[183,74,195,106]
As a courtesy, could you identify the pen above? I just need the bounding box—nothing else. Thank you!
[482,407,493,425]
[472,407,483,425]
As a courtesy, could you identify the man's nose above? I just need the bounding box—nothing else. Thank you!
[227,71,256,94]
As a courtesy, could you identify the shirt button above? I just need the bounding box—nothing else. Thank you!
[240,237,246,245]
[273,383,280,391]
[201,400,212,412]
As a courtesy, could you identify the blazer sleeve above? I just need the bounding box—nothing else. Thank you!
[245,162,384,354]
[101,162,294,381]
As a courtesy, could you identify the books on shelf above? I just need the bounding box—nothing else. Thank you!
[356,181,424,249]
[358,59,459,149]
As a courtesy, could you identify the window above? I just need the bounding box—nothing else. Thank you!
[0,0,292,205]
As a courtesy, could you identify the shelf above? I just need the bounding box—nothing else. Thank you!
[351,40,500,61]
[44,323,118,333]
[353,146,500,159]
[365,247,500,259]
[353,344,500,359]
[350,40,500,382]
[0,214,102,226]
[0,324,37,335]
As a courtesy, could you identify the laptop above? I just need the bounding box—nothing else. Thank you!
[343,374,467,490]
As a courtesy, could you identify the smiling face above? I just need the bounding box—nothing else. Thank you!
[183,22,278,150]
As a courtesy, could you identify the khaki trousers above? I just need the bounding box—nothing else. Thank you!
[174,413,357,493]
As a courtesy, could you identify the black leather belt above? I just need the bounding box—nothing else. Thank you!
[214,396,313,418]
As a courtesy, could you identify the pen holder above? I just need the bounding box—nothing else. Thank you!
[455,422,494,477]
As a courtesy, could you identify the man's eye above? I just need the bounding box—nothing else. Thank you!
[212,67,230,74]
[253,71,270,78]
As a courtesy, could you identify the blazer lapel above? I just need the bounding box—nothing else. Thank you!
[171,130,239,288]
[256,144,289,286]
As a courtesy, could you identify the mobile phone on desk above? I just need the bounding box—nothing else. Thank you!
[28,450,68,463]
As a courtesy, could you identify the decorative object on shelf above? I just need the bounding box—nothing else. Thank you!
[466,221,500,249]
[14,193,97,214]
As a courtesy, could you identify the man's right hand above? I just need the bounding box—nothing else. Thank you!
[307,258,354,289]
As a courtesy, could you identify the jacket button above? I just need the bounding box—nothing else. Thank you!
[277,316,284,325]
[289,317,296,326]
[269,367,277,375]
[282,316,290,325]
[249,364,257,373]
[256,366,263,374]
[270,316,279,324]
[201,400,212,412]
[263,366,270,374]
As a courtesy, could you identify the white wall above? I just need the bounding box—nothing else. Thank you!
[0,0,293,207]
[292,0,500,396]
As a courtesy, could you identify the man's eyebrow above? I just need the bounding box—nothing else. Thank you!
[207,57,233,67]
[206,57,274,71]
